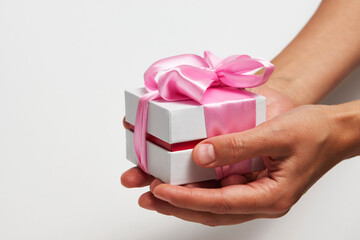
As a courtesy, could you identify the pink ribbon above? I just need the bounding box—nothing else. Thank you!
[134,51,274,178]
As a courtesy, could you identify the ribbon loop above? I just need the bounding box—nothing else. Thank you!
[144,54,210,92]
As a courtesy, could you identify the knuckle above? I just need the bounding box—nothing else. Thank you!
[265,121,295,153]
[224,135,245,159]
[213,201,232,215]
[211,191,233,214]
[272,195,295,214]
[178,189,193,209]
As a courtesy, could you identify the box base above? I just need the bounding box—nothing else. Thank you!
[126,130,265,185]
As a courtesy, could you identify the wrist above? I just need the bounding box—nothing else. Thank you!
[264,54,318,106]
[328,100,360,161]
[263,76,305,107]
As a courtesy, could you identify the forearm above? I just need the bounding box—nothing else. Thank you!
[329,99,360,161]
[267,0,360,105]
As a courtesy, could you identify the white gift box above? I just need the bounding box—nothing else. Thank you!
[125,87,266,185]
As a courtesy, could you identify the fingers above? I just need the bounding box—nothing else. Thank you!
[220,174,248,187]
[219,171,268,187]
[151,177,286,215]
[139,191,259,226]
[182,180,221,189]
[121,167,154,188]
[150,178,221,191]
[123,117,131,130]
[192,122,290,168]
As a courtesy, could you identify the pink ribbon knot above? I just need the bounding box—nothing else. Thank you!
[134,51,274,177]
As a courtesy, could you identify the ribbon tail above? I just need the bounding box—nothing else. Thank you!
[133,90,160,173]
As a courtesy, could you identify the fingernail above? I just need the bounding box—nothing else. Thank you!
[196,143,216,165]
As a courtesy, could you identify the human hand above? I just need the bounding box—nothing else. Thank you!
[137,103,360,226]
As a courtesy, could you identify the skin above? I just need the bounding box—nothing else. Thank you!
[121,0,360,226]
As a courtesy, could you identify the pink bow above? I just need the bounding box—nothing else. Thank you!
[134,51,274,174]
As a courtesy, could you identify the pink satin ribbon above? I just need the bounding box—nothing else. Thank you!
[134,51,274,178]
[202,87,257,178]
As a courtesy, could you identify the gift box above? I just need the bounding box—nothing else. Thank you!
[125,87,266,185]
[124,51,273,185]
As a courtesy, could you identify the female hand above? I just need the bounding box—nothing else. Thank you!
[121,0,360,225]
[137,102,360,226]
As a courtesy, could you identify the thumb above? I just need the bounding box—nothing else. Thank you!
[192,123,288,168]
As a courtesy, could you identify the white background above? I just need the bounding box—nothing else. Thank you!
[1,0,360,239]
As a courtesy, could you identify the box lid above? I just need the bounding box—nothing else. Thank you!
[125,88,265,144]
